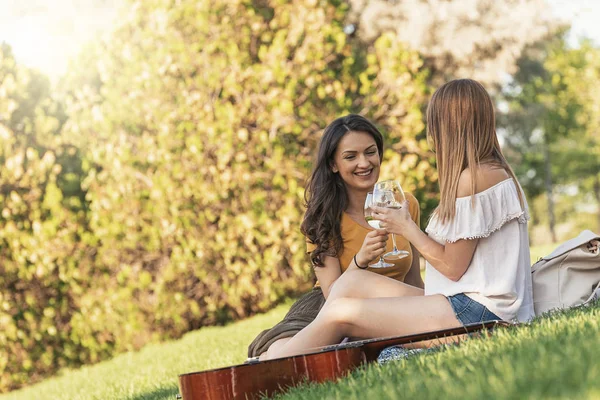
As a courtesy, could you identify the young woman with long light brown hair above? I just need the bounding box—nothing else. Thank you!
[266,78,535,360]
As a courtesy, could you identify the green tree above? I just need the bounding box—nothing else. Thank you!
[547,41,600,232]
[501,32,600,238]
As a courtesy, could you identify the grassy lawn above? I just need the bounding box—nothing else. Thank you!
[276,303,600,400]
[4,243,596,400]
[0,301,295,400]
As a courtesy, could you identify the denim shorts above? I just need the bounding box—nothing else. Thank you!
[446,293,501,325]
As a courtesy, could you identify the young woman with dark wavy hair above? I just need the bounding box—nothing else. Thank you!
[248,114,424,360]
[264,79,535,361]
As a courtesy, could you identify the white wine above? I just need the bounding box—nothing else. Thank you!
[365,216,380,229]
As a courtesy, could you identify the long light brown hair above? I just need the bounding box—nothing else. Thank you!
[426,79,524,223]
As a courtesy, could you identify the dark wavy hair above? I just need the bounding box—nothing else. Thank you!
[301,114,384,267]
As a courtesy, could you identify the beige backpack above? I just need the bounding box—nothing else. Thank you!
[531,230,600,316]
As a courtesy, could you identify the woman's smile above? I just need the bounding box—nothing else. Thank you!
[354,168,374,177]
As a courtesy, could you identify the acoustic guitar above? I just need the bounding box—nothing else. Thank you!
[178,320,511,400]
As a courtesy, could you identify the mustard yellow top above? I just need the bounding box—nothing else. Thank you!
[307,192,421,285]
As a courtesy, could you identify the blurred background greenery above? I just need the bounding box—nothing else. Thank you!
[0,0,598,393]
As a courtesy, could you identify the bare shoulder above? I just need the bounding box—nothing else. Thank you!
[457,165,510,197]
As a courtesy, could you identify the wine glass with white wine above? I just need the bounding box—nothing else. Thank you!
[364,191,394,268]
[374,180,410,260]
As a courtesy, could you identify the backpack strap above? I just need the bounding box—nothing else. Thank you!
[532,230,600,272]
[541,230,599,260]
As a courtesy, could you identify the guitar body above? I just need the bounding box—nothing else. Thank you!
[179,320,511,400]
[179,347,366,400]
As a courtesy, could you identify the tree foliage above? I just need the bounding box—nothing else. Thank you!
[0,44,91,390]
[500,32,600,235]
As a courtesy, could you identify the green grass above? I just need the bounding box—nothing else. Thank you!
[0,301,295,400]
[4,302,599,400]
[3,245,591,400]
[530,243,561,263]
[276,304,600,400]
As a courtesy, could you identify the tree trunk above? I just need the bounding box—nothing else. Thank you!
[543,140,557,243]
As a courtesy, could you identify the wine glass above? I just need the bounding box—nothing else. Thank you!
[374,180,410,260]
[364,191,394,268]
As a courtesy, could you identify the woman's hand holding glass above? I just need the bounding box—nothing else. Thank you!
[355,229,389,269]
[371,199,414,237]
[374,180,410,260]
[363,192,393,268]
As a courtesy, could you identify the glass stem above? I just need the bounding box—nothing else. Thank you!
[391,233,398,251]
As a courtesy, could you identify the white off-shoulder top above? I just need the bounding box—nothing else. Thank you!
[424,178,535,322]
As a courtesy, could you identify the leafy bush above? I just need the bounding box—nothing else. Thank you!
[0,0,431,391]
[0,44,92,390]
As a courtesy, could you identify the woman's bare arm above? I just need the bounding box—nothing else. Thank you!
[403,228,478,281]
[374,168,512,281]
[313,256,343,299]
[403,245,424,288]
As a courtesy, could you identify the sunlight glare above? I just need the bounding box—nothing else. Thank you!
[0,0,118,81]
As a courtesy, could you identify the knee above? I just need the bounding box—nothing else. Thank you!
[328,269,369,300]
[318,297,360,329]
[263,337,291,360]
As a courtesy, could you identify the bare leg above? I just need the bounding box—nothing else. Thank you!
[323,270,424,343]
[258,337,292,361]
[267,294,461,359]
[327,269,423,303]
